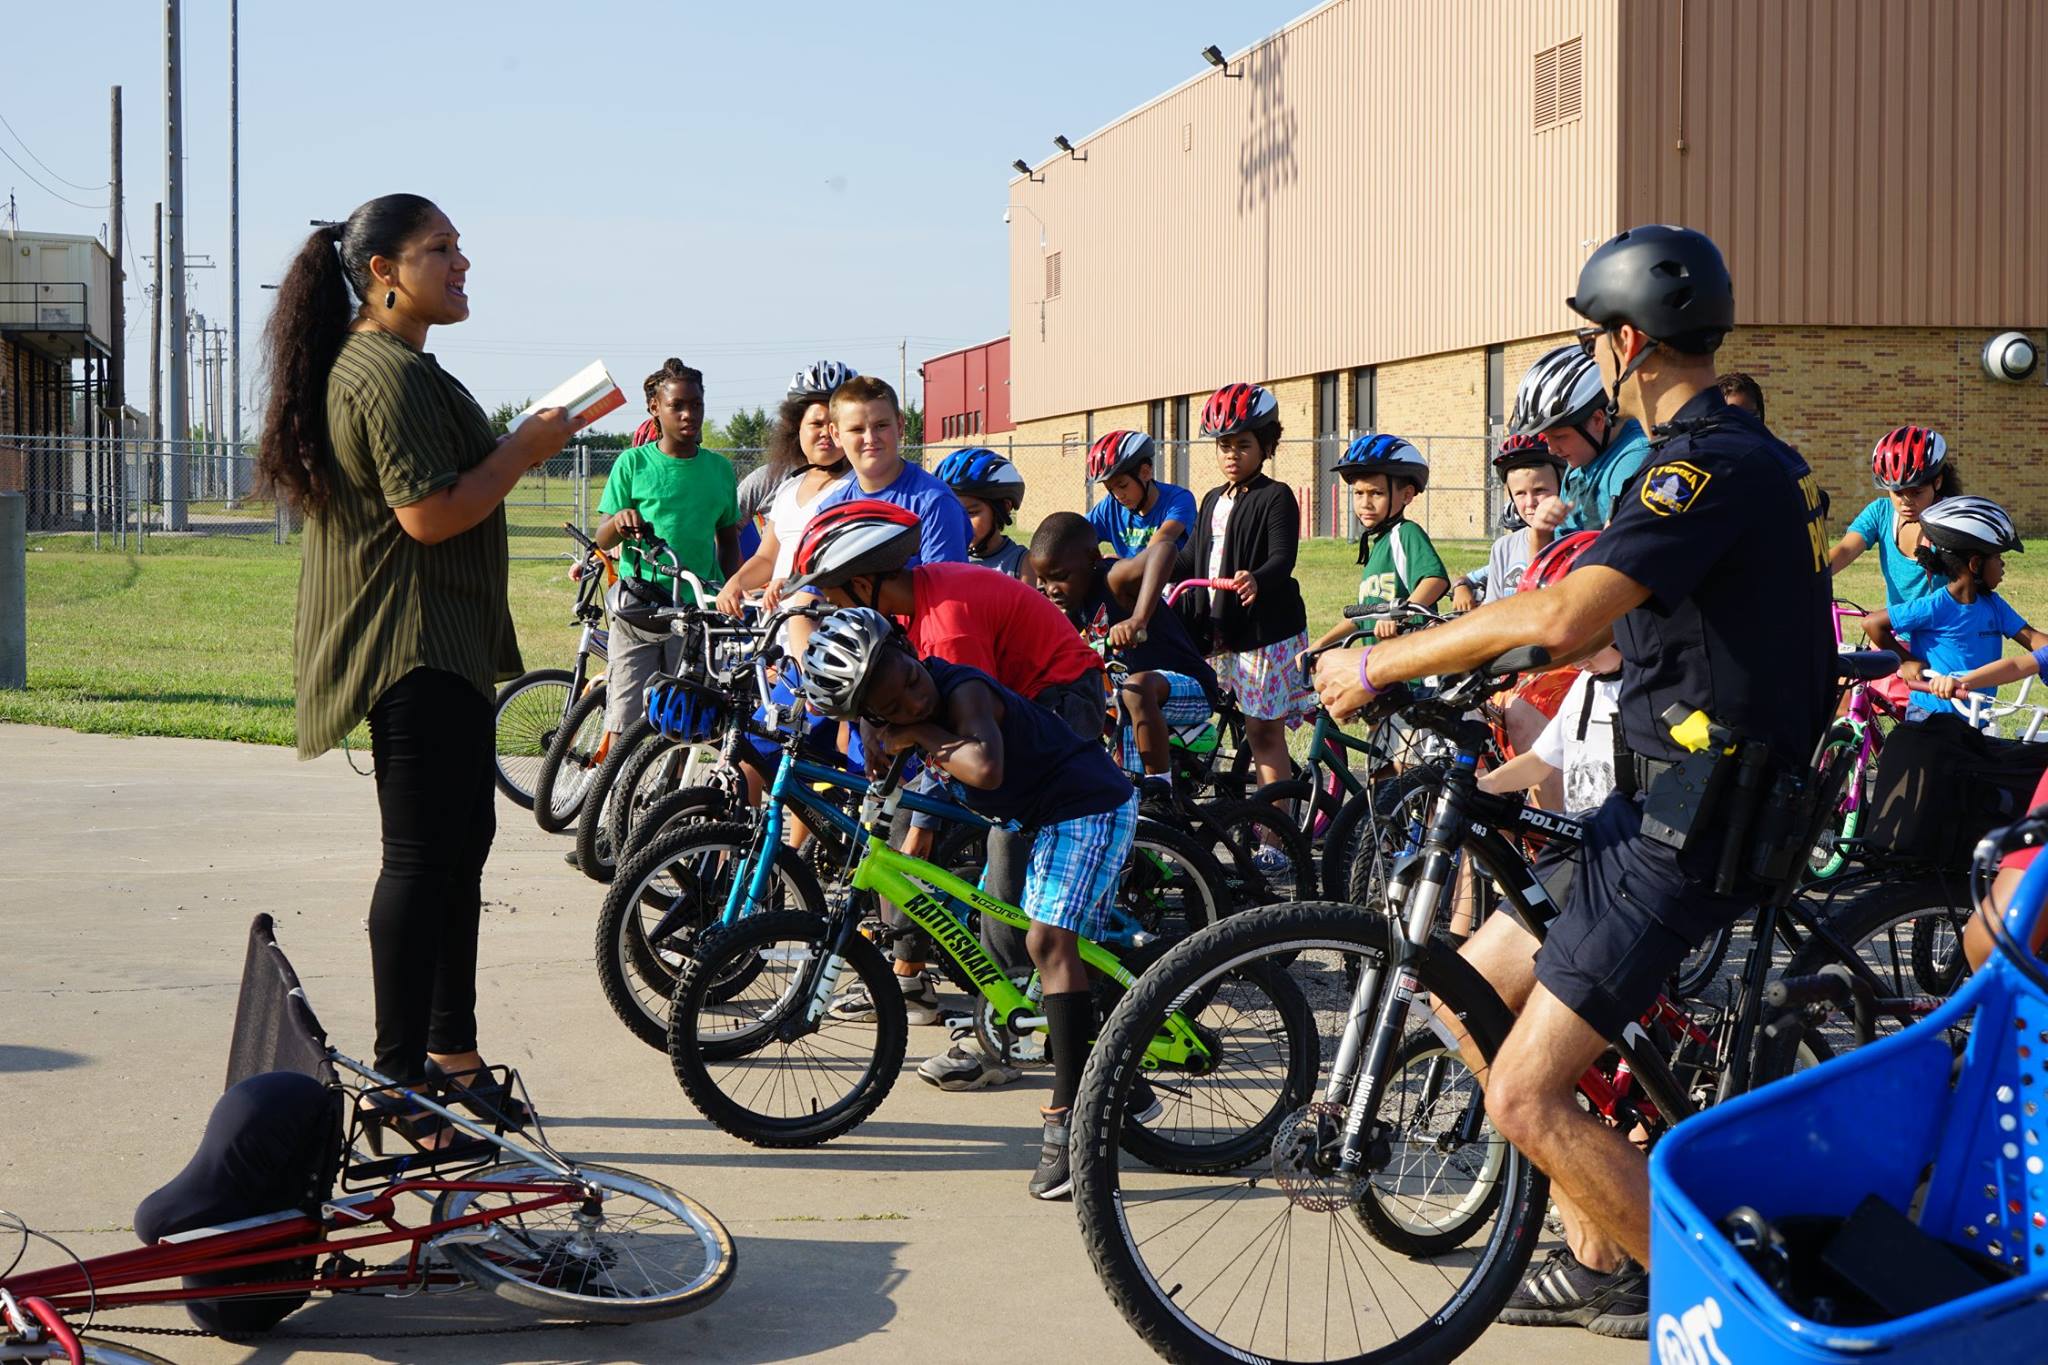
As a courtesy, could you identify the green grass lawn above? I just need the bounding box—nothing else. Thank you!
[2,530,2030,747]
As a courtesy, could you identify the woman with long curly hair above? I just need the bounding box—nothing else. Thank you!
[257,193,571,1146]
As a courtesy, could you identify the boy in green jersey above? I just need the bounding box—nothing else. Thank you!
[595,358,741,741]
[1309,434,1449,648]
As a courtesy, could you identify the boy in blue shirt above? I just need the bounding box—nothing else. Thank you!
[1085,430,1197,558]
[797,608,1148,1201]
[1863,496,2044,721]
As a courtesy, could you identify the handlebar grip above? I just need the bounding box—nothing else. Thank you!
[562,520,597,550]
[1343,601,1384,621]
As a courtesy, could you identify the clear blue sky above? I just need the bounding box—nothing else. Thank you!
[3,1,1305,434]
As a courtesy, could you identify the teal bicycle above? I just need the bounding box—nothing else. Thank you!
[665,750,1318,1158]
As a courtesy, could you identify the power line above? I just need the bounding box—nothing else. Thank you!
[0,141,107,212]
[0,109,108,192]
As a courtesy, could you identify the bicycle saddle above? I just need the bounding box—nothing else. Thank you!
[1836,649,1900,683]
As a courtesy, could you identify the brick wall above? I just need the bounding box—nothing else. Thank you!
[977,324,2048,545]
[1715,326,2048,532]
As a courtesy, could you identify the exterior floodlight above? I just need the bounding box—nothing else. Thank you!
[1011,159,1042,182]
[1201,44,1242,77]
[1982,330,2041,384]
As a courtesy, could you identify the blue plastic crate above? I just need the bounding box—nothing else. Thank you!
[1650,853,2048,1363]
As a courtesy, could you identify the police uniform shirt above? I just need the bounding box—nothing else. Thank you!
[1577,387,1834,769]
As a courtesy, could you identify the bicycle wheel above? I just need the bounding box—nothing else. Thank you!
[493,667,573,810]
[597,821,824,1051]
[1350,1026,1507,1257]
[1119,820,1229,946]
[1343,768,1439,906]
[1670,922,1732,999]
[615,783,736,870]
[668,910,908,1146]
[1750,878,1972,1083]
[1073,900,1546,1365]
[532,683,607,834]
[571,717,657,883]
[432,1160,735,1322]
[1198,798,1315,910]
[600,737,709,874]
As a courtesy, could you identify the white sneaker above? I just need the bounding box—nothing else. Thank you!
[900,973,945,1025]
[917,1035,1023,1090]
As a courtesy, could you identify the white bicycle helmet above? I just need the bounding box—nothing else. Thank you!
[1509,344,1609,439]
[787,360,860,401]
[798,607,901,719]
[1919,496,2022,559]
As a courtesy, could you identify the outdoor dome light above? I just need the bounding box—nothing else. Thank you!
[1981,330,2040,384]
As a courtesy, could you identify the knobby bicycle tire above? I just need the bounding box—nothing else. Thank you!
[668,911,908,1147]
[571,717,658,883]
[532,683,608,834]
[1072,901,1548,1365]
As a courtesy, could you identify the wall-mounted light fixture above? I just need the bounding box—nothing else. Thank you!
[1052,134,1086,161]
[1010,158,1043,183]
[1982,330,2041,384]
[1201,44,1241,78]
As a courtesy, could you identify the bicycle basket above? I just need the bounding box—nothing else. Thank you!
[1649,854,2048,1361]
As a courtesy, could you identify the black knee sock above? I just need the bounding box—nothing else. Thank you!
[1043,990,1096,1113]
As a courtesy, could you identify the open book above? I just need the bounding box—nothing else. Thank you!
[510,360,625,434]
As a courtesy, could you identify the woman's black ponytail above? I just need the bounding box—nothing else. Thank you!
[256,194,438,512]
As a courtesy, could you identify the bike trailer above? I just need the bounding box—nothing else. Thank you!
[1649,851,2048,1363]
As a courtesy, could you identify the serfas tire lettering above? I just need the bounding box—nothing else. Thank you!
[900,890,1005,989]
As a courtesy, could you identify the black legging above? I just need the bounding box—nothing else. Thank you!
[365,667,495,1081]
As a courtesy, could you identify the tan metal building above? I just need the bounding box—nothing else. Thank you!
[973,0,2048,539]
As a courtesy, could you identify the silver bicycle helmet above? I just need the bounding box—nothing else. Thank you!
[788,360,860,401]
[798,607,902,719]
[1919,496,2022,559]
[1508,344,1609,438]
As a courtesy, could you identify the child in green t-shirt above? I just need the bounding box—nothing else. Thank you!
[1310,434,1449,648]
[594,358,741,740]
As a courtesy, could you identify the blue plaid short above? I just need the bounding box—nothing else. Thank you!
[1022,792,1140,938]
[1115,669,1214,774]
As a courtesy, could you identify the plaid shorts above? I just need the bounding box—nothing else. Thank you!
[1116,670,1214,773]
[1212,631,1317,724]
[1023,792,1139,938]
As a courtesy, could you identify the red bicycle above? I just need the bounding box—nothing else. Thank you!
[0,916,735,1365]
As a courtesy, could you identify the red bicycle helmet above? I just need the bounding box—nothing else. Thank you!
[1492,433,1564,475]
[784,498,921,593]
[1870,425,1948,491]
[1199,383,1279,438]
[1525,530,1600,591]
[1087,430,1156,482]
[632,417,661,447]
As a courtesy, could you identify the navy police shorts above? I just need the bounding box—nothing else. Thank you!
[1532,791,1750,1041]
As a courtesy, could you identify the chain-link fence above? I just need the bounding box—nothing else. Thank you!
[7,431,1508,553]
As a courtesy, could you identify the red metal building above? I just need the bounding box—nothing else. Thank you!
[920,336,1011,446]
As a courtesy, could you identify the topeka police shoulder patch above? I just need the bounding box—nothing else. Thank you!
[1638,460,1712,516]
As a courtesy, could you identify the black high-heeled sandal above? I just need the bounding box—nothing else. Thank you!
[424,1059,534,1129]
[355,1087,456,1156]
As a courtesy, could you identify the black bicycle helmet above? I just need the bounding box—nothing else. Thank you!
[1567,224,1734,353]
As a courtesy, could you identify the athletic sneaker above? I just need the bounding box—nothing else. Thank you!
[1028,1108,1073,1200]
[917,1035,1024,1090]
[1249,845,1293,877]
[1497,1247,1649,1339]
[829,973,946,1025]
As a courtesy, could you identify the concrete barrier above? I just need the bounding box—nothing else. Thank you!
[1,492,22,688]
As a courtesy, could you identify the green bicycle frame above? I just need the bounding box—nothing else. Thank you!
[849,840,1212,1070]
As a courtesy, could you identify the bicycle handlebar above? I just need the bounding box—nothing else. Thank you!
[1164,577,1237,607]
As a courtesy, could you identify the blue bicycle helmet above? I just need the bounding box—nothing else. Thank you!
[1335,433,1430,492]
[645,677,725,743]
[934,448,1027,523]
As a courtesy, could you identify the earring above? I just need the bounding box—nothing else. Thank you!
[383,289,396,309]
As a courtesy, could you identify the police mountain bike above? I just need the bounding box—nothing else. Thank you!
[1067,644,1909,1364]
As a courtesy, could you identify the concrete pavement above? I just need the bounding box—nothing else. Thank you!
[0,723,1643,1364]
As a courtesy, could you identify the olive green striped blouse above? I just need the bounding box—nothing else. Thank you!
[293,330,521,758]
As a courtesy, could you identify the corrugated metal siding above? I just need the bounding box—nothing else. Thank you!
[1616,0,2048,327]
[1009,0,1621,422]
[920,337,1014,439]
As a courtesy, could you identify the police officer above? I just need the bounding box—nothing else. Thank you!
[1315,224,1834,1339]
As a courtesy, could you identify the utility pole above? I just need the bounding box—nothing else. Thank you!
[227,0,241,509]
[210,322,226,499]
[149,203,161,445]
[163,0,188,530]
[108,87,124,442]
[898,338,907,442]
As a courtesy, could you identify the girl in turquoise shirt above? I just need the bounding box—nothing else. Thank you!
[1827,425,1960,609]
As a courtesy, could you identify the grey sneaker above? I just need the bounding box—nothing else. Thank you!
[1028,1109,1073,1200]
[1498,1247,1649,1339]
[917,1036,1023,1091]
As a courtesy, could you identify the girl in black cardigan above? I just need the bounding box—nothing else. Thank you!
[1176,383,1314,794]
